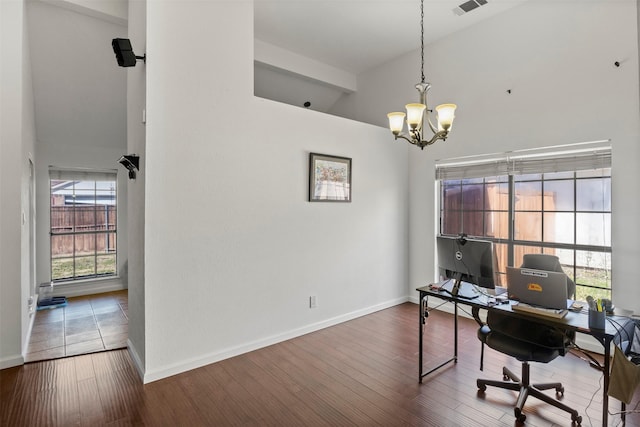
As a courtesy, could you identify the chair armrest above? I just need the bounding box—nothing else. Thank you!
[472,306,485,327]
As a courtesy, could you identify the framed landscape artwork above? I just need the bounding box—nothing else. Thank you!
[309,153,352,202]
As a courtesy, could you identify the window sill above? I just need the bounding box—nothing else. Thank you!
[52,275,119,287]
[48,276,126,298]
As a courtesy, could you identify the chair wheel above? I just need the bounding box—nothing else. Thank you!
[556,386,564,396]
[572,414,582,425]
[503,374,509,381]
[476,380,486,391]
[515,408,526,423]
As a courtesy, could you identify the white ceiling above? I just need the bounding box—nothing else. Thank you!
[253,0,528,112]
[254,0,528,75]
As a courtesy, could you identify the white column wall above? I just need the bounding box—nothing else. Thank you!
[0,0,37,368]
[0,0,24,368]
[20,0,37,353]
[126,0,147,375]
[142,1,408,382]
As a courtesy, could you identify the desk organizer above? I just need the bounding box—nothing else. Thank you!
[588,309,606,329]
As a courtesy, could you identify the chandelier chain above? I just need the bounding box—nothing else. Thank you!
[420,0,425,83]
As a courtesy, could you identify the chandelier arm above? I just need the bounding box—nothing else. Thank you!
[419,130,449,148]
[394,134,419,145]
[424,110,439,135]
[395,129,450,149]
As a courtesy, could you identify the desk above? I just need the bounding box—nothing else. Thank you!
[417,284,630,427]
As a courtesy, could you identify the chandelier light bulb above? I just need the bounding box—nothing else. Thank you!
[436,104,457,131]
[387,112,406,135]
[405,103,426,129]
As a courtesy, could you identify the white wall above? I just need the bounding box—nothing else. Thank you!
[352,1,640,311]
[0,0,37,369]
[126,0,146,375]
[142,0,409,382]
[0,0,23,368]
[20,0,38,353]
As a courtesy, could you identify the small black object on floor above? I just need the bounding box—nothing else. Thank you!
[37,296,68,310]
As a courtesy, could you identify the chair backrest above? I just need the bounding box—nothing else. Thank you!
[485,309,568,354]
[521,254,576,299]
[484,254,574,358]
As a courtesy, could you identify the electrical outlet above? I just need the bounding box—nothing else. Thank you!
[28,296,35,316]
[309,295,317,308]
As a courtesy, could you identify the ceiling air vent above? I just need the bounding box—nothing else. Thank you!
[453,0,488,16]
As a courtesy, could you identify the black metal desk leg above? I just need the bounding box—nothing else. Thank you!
[453,302,458,362]
[418,291,425,383]
[602,336,612,427]
[418,292,458,382]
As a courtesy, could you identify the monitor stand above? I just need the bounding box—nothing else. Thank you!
[441,275,479,299]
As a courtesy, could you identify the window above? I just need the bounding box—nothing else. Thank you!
[49,169,117,282]
[436,143,611,301]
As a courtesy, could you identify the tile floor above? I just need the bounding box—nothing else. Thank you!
[25,290,128,363]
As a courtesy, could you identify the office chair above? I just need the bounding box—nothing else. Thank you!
[476,254,582,424]
[521,253,576,299]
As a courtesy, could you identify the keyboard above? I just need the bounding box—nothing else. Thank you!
[511,302,568,319]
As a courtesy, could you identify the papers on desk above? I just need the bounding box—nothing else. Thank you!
[511,301,568,319]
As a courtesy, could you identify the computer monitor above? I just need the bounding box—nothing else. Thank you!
[436,235,497,298]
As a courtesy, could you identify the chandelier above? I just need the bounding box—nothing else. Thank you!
[387,0,457,150]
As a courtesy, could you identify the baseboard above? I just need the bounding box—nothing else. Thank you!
[51,279,126,298]
[127,340,145,381]
[21,300,38,359]
[142,296,409,384]
[0,354,24,370]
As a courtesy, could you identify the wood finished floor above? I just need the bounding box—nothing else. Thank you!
[3,302,639,426]
[25,290,128,363]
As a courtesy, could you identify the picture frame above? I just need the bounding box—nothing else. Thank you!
[309,153,352,202]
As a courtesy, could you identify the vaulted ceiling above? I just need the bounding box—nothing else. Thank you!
[254,0,527,75]
[254,0,527,113]
[27,0,528,149]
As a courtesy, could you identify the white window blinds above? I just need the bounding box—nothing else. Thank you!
[49,167,117,181]
[435,140,611,180]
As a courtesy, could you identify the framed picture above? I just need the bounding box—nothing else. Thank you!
[309,153,352,202]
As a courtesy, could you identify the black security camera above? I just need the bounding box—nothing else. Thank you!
[118,155,140,179]
[112,38,145,67]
